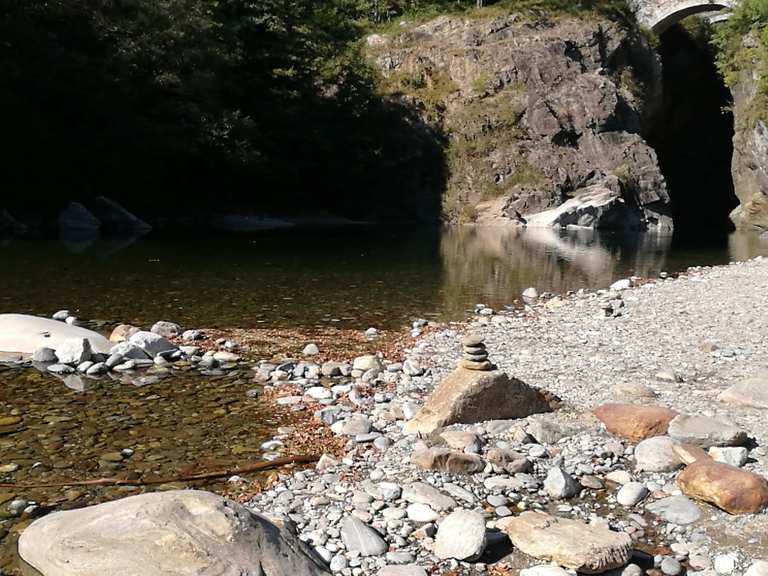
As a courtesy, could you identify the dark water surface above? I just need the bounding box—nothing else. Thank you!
[1,226,767,329]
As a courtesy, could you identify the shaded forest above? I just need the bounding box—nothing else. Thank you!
[0,0,465,220]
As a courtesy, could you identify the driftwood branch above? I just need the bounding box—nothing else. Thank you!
[0,454,319,489]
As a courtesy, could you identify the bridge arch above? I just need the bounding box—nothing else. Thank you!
[631,0,735,33]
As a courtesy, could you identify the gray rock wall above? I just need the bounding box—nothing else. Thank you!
[369,15,672,231]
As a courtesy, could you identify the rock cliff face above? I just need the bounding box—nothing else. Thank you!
[369,15,673,231]
[729,34,768,231]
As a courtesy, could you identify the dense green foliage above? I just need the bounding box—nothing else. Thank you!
[0,0,451,218]
[713,0,768,121]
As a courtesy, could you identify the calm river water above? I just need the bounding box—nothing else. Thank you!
[1,226,767,330]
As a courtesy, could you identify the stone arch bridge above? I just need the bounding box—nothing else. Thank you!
[629,0,736,33]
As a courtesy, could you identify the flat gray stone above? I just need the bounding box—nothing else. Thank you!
[129,331,177,357]
[668,415,748,448]
[645,495,701,525]
[719,376,768,409]
[401,482,456,511]
[340,515,387,557]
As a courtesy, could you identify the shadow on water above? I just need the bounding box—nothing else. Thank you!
[1,226,767,329]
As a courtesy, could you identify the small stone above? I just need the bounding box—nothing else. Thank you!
[522,287,539,304]
[406,503,439,523]
[714,554,737,575]
[461,334,484,347]
[434,510,486,560]
[634,436,682,472]
[340,515,387,557]
[544,467,579,499]
[617,482,648,506]
[302,343,320,356]
[645,495,701,525]
[459,360,493,371]
[708,446,748,467]
[661,557,682,576]
[605,470,632,485]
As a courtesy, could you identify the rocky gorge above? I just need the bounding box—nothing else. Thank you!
[367,8,768,233]
[2,256,768,575]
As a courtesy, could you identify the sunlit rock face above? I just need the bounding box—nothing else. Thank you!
[369,14,672,231]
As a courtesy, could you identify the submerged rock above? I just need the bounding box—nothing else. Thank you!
[18,490,330,576]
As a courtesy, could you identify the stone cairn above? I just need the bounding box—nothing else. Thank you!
[459,334,494,371]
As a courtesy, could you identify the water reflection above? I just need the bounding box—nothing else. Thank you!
[0,227,766,329]
[439,226,768,314]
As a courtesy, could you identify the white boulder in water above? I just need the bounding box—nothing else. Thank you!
[18,490,330,576]
[0,314,111,356]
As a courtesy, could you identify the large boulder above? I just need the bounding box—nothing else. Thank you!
[497,512,632,574]
[592,403,678,442]
[403,369,551,435]
[0,314,111,356]
[677,460,768,514]
[18,490,329,576]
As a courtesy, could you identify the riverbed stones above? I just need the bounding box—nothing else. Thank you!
[592,403,678,442]
[0,314,112,355]
[634,436,682,472]
[718,375,768,409]
[667,415,748,448]
[672,443,711,465]
[403,369,551,435]
[646,495,702,525]
[434,510,486,560]
[498,511,632,573]
[109,341,150,360]
[340,515,387,557]
[677,459,768,514]
[18,490,329,576]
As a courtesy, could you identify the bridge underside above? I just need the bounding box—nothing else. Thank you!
[631,0,734,34]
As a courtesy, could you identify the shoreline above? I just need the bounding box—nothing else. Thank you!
[3,256,768,574]
[237,256,768,575]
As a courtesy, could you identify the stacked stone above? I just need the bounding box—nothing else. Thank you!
[459,334,494,371]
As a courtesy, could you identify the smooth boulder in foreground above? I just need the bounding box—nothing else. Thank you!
[0,314,111,356]
[18,490,330,576]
